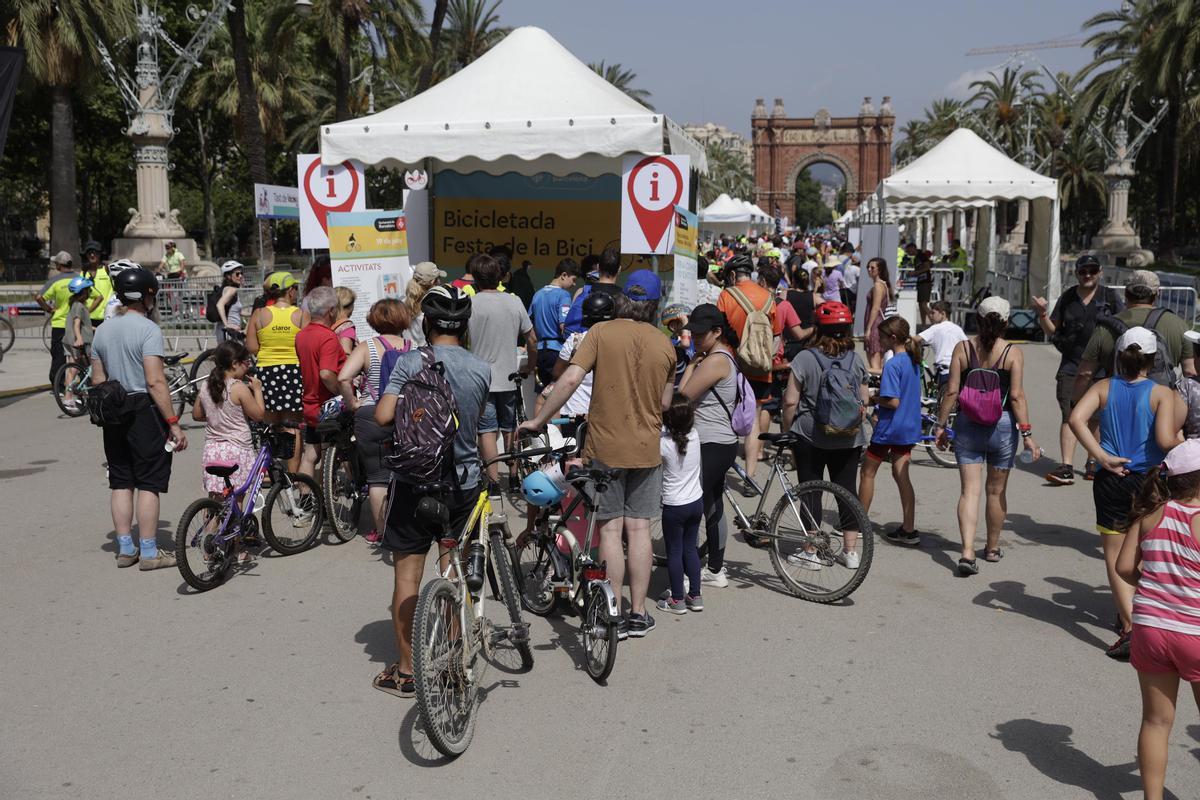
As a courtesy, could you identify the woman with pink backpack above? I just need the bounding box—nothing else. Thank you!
[934,296,1041,576]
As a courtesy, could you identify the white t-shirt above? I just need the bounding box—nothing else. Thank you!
[843,261,861,289]
[659,427,702,507]
[920,320,968,370]
[557,331,593,416]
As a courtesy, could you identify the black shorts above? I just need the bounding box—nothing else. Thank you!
[1093,468,1149,535]
[302,424,324,445]
[103,395,172,493]
[750,379,773,405]
[354,404,394,486]
[382,479,478,555]
[536,348,560,389]
[917,282,933,303]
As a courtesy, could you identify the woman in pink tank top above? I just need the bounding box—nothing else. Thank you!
[1117,439,1200,800]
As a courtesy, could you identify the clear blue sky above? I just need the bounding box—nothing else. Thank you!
[489,0,1113,137]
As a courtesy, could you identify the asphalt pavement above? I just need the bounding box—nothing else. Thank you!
[1,343,1198,800]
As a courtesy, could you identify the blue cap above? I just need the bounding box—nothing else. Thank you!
[623,269,662,301]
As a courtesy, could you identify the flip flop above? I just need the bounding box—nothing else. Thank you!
[957,558,979,576]
[372,663,414,698]
[983,548,1003,563]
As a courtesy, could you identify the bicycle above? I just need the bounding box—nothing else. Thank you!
[189,329,250,388]
[0,314,13,354]
[173,424,325,591]
[318,411,367,543]
[408,452,535,758]
[722,431,873,603]
[52,354,93,417]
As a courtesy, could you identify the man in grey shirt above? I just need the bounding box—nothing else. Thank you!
[466,253,536,489]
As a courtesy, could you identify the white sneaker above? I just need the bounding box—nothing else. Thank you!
[700,567,729,588]
[658,576,691,601]
[837,550,861,570]
[786,550,823,570]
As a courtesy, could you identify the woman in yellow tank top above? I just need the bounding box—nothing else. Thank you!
[247,271,306,469]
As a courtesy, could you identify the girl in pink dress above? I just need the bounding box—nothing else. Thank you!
[193,341,264,499]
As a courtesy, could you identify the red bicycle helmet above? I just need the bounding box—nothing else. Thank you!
[815,301,853,327]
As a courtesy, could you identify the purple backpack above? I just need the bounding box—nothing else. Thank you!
[713,351,757,436]
[958,342,1011,426]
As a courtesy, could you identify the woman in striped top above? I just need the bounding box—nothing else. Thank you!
[1117,439,1200,800]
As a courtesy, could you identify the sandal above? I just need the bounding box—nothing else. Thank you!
[372,663,414,698]
[983,548,1003,563]
[957,558,979,576]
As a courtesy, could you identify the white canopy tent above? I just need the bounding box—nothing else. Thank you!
[699,194,764,237]
[879,128,1060,306]
[320,26,707,177]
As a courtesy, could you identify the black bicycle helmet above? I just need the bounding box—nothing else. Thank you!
[421,285,472,330]
[114,267,160,305]
[581,290,617,328]
[1075,253,1101,270]
[726,254,754,275]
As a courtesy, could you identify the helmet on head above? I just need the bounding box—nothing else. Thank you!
[67,276,94,295]
[815,301,854,327]
[521,464,567,507]
[421,285,472,330]
[221,259,245,275]
[581,291,616,328]
[727,254,754,275]
[265,271,297,290]
[106,258,139,277]
[82,240,103,256]
[114,267,159,305]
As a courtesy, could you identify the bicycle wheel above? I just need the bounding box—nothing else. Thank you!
[767,479,873,603]
[52,363,88,417]
[490,529,534,669]
[0,317,13,353]
[510,530,559,617]
[581,584,617,683]
[413,577,478,758]
[262,472,323,554]
[175,498,235,591]
[322,441,362,542]
[189,348,217,386]
[41,317,52,352]
[166,367,191,418]
[923,414,957,468]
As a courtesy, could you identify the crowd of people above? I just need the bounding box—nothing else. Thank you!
[67,234,1199,797]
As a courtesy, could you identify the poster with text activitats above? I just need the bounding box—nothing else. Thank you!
[672,206,698,309]
[433,171,619,268]
[328,210,410,338]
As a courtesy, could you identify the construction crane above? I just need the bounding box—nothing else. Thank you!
[965,36,1087,57]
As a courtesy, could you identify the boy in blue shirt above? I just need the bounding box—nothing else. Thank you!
[528,258,578,388]
[860,316,923,545]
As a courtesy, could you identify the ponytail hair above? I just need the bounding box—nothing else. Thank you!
[206,340,250,405]
[977,311,1007,353]
[878,316,920,370]
[1131,467,1200,522]
[662,391,695,458]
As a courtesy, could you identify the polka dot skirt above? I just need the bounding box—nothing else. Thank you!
[259,364,303,412]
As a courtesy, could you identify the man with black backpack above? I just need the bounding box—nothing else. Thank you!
[371,285,491,698]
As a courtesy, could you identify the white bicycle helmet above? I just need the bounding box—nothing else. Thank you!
[221,259,245,274]
[106,258,140,276]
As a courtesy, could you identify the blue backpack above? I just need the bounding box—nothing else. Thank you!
[810,350,863,437]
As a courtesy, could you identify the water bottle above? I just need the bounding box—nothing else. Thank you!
[1018,443,1040,464]
[465,541,486,593]
[164,437,177,454]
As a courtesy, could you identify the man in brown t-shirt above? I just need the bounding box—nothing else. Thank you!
[520,269,674,639]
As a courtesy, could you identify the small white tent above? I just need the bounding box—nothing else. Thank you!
[699,193,756,237]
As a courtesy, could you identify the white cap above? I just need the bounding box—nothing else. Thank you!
[977,295,1010,321]
[1116,325,1157,355]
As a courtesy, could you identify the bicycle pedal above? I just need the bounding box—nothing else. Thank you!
[507,623,530,644]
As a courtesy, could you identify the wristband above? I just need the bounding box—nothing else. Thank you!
[165,415,180,425]
[1016,423,1032,432]
[1020,430,1033,438]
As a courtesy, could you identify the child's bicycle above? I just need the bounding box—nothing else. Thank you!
[173,424,325,591]
[52,353,93,417]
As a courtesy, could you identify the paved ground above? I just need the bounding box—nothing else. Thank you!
[2,343,1198,800]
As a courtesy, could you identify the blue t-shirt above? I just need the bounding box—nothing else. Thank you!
[872,351,921,445]
[383,345,491,489]
[529,285,572,351]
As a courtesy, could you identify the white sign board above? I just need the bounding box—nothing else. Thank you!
[253,183,300,220]
[327,210,411,339]
[620,154,690,255]
[297,154,366,249]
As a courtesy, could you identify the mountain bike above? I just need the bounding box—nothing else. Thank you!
[723,431,873,603]
[318,411,367,543]
[408,452,535,758]
[174,424,325,591]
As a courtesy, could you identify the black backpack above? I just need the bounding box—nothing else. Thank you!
[205,285,224,323]
[1095,308,1179,387]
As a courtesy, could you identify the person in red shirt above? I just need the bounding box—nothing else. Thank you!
[295,285,347,480]
[716,255,782,488]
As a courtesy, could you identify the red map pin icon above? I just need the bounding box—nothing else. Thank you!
[627,156,683,251]
[304,158,361,234]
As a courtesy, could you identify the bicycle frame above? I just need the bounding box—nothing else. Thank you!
[193,442,274,548]
[434,488,501,683]
[723,450,823,545]
[544,484,621,620]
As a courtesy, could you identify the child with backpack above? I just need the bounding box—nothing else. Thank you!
[935,296,1040,576]
[779,301,869,570]
[860,315,924,548]
[1070,326,1183,660]
[1116,438,1200,800]
[656,392,704,615]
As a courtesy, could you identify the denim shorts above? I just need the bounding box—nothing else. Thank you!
[479,390,520,433]
[953,411,1018,469]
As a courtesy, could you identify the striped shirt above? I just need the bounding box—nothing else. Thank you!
[1133,500,1200,636]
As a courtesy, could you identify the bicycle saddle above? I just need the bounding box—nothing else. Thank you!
[565,466,617,485]
[204,462,239,478]
[758,431,800,446]
[163,353,186,365]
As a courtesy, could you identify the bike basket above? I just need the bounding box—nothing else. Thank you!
[266,429,296,460]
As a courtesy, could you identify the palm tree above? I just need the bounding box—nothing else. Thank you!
[969,67,1043,157]
[5,0,132,255]
[893,118,927,165]
[588,60,653,109]
[699,140,751,206]
[416,0,449,93]
[1055,129,1107,245]
[441,0,508,72]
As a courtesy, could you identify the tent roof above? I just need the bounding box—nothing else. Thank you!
[319,26,706,174]
[881,128,1056,203]
[700,194,748,222]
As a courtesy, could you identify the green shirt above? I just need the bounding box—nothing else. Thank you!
[90,268,113,321]
[162,250,184,275]
[1080,306,1190,373]
[39,272,78,329]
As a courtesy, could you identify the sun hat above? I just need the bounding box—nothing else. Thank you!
[1115,326,1157,355]
[413,262,446,283]
[623,269,662,301]
[1165,439,1200,476]
[805,246,818,256]
[978,295,1010,321]
[1128,270,1160,291]
[822,254,842,269]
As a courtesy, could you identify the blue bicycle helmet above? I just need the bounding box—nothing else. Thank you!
[522,468,566,507]
[68,276,94,294]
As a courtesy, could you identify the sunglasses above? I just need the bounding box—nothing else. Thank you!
[1077,267,1100,276]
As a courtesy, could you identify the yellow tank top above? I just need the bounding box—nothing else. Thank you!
[255,304,301,367]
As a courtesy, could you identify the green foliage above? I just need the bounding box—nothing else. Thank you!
[588,60,653,109]
[699,140,751,206]
[793,169,831,231]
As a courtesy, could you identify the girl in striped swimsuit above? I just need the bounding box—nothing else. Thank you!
[1118,438,1200,800]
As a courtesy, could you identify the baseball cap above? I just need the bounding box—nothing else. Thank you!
[1165,438,1200,476]
[683,303,726,334]
[978,295,1010,320]
[50,251,73,266]
[413,261,446,283]
[1128,270,1160,291]
[1075,254,1101,271]
[82,240,102,255]
[265,270,297,290]
[623,269,662,301]
[1116,325,1157,355]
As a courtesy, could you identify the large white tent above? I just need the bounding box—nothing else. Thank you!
[320,26,707,177]
[879,128,1060,305]
[699,193,766,237]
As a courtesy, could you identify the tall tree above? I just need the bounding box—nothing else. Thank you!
[969,67,1043,157]
[442,0,507,72]
[5,0,131,255]
[228,1,273,264]
[588,60,653,109]
[793,169,830,231]
[416,0,449,94]
[699,140,751,206]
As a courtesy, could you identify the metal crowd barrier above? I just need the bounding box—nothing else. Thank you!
[1062,270,1199,330]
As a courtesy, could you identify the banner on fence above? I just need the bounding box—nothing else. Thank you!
[254,184,300,220]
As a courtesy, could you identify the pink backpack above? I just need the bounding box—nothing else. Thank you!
[958,342,1012,426]
[713,351,756,436]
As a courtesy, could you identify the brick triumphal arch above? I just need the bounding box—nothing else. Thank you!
[751,97,895,219]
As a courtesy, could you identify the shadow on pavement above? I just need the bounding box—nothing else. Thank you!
[101,520,174,554]
[991,718,1181,800]
[1006,512,1101,561]
[356,616,396,668]
[397,702,451,767]
[910,531,966,576]
[974,579,1112,651]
